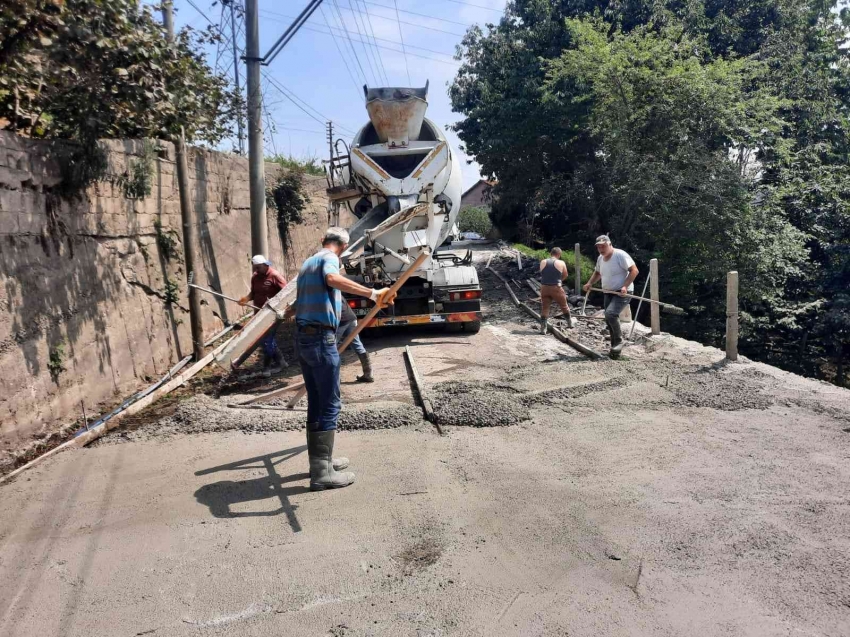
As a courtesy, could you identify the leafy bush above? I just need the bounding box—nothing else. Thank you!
[266,169,309,249]
[514,243,595,287]
[457,206,492,236]
[268,154,325,177]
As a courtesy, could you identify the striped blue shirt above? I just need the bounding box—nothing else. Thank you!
[295,248,341,329]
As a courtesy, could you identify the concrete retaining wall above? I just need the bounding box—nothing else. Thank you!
[0,131,350,470]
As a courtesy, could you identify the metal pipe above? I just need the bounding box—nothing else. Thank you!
[629,275,651,340]
[189,282,261,311]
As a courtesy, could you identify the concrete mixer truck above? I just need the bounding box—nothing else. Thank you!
[326,83,482,332]
[213,83,481,373]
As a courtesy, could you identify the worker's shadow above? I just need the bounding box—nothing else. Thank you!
[193,445,308,532]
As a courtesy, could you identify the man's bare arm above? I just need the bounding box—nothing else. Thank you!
[620,265,639,294]
[583,271,601,291]
[558,260,569,281]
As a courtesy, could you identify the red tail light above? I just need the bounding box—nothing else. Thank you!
[347,300,358,309]
[449,290,481,302]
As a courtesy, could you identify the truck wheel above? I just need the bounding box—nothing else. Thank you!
[463,320,481,334]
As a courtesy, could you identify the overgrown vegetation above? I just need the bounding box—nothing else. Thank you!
[117,140,157,199]
[457,206,493,237]
[153,219,180,262]
[451,0,850,385]
[0,0,236,195]
[266,168,309,249]
[514,243,595,287]
[268,154,325,177]
[163,278,180,305]
[47,342,65,381]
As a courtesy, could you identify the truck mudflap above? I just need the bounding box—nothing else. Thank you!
[365,311,481,328]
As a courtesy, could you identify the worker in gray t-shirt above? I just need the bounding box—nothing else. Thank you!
[583,235,639,358]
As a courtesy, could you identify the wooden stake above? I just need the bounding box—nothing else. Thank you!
[650,258,660,335]
[574,243,581,296]
[726,271,739,361]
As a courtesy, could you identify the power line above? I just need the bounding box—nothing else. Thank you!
[263,74,357,136]
[392,0,411,84]
[185,0,215,25]
[356,0,475,28]
[330,0,371,86]
[261,11,458,61]
[259,14,460,66]
[358,0,390,84]
[442,0,506,14]
[180,0,356,144]
[336,4,465,37]
[319,4,365,101]
[348,0,381,86]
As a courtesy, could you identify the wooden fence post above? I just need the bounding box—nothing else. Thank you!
[649,258,660,335]
[726,271,739,361]
[574,243,581,296]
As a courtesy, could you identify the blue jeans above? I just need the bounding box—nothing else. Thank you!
[296,329,341,432]
[261,326,279,360]
[336,320,366,355]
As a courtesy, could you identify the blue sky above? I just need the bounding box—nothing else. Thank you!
[150,0,507,188]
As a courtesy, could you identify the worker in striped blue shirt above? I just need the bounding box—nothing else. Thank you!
[290,227,395,491]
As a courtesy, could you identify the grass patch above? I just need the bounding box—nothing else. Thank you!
[513,243,596,288]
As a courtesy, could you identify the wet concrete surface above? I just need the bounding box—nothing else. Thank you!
[2,248,850,636]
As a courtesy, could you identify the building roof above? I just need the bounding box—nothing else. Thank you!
[461,179,497,200]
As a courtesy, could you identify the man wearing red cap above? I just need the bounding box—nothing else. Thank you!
[239,254,287,376]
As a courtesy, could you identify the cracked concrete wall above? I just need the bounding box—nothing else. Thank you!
[0,131,350,469]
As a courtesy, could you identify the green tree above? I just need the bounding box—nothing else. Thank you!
[457,206,493,237]
[0,0,236,145]
[450,0,850,383]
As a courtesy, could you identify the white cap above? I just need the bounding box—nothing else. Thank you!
[251,254,271,266]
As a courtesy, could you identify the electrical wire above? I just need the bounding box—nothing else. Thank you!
[348,0,381,86]
[180,0,356,143]
[335,4,465,37]
[263,74,357,136]
[441,0,506,14]
[261,11,458,61]
[358,0,390,84]
[330,0,371,86]
[391,0,411,84]
[357,0,476,28]
[319,4,366,101]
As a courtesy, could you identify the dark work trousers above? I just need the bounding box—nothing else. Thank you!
[603,293,630,347]
[296,329,341,432]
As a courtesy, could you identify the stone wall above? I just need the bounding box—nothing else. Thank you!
[0,131,350,470]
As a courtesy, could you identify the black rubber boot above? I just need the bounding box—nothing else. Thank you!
[356,352,374,383]
[308,430,355,491]
[305,426,348,471]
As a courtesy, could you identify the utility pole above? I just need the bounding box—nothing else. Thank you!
[163,3,205,360]
[162,1,175,39]
[245,0,268,257]
[228,0,246,154]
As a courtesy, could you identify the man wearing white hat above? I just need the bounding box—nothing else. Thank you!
[239,254,287,376]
